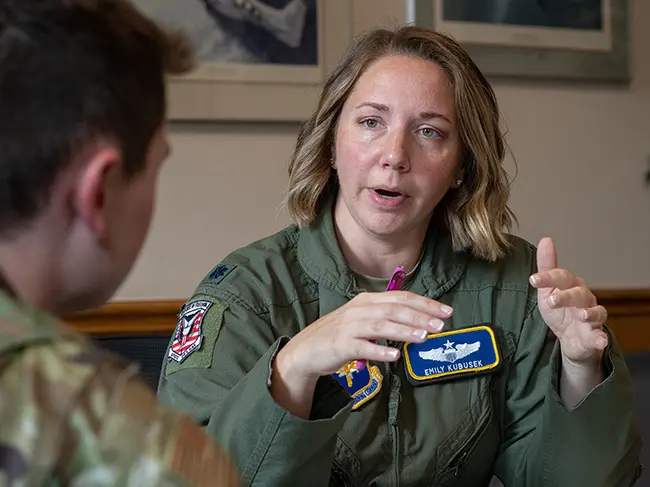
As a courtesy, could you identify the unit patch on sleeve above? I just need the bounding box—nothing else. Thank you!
[403,325,501,385]
[333,361,383,410]
[168,300,213,363]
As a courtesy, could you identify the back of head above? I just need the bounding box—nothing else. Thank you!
[0,0,194,236]
[286,25,515,261]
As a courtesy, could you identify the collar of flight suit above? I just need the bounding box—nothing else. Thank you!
[296,191,469,317]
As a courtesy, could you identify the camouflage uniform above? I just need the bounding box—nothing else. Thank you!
[0,277,240,487]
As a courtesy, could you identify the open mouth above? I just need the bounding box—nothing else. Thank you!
[373,189,403,198]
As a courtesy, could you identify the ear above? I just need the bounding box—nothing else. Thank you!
[74,146,122,242]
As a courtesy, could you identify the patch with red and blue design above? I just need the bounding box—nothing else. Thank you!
[168,300,212,363]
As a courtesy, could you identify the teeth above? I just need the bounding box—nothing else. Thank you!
[375,189,401,198]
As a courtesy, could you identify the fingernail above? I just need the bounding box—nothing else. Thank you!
[441,305,453,315]
[580,309,588,320]
[387,348,399,359]
[529,274,539,285]
[429,318,444,331]
[549,295,557,307]
[413,329,428,340]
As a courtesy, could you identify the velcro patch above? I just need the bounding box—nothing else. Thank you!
[165,299,228,376]
[168,300,212,363]
[333,361,383,410]
[403,325,501,385]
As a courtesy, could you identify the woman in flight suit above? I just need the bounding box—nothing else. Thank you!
[157,25,641,487]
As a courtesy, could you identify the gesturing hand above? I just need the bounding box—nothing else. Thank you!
[529,237,608,365]
[278,290,452,381]
[270,290,453,419]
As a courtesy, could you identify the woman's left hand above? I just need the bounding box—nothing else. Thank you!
[529,237,608,367]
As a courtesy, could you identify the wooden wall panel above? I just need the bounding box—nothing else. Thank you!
[63,291,650,352]
[65,299,184,335]
[594,290,650,353]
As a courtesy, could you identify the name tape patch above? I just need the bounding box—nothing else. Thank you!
[168,300,212,363]
[333,360,383,410]
[403,325,501,385]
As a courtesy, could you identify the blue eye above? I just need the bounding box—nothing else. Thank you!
[362,119,379,128]
[419,127,441,138]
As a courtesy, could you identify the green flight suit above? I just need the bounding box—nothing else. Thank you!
[157,199,642,487]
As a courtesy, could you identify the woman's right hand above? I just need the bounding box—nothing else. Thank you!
[270,291,453,418]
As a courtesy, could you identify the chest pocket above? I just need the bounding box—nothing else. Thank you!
[428,326,517,487]
[330,437,361,487]
[428,376,497,486]
[327,326,517,487]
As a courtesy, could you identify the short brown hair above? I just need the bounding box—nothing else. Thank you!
[285,25,516,261]
[0,0,194,235]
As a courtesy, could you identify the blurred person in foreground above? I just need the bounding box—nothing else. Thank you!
[0,1,239,485]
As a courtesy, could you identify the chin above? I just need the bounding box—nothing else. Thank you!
[55,282,117,317]
[361,210,430,240]
[357,209,403,233]
[362,218,406,239]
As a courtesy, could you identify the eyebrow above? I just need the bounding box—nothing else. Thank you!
[355,102,452,124]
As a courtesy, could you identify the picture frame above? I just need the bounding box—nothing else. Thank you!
[405,0,630,82]
[133,1,354,122]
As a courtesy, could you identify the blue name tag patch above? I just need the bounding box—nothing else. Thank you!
[403,325,501,385]
[333,361,383,410]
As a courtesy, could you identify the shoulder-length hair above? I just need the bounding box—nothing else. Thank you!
[285,25,516,261]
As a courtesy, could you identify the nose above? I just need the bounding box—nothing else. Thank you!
[380,128,410,172]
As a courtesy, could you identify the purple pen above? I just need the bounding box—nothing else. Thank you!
[385,266,406,291]
[356,266,406,370]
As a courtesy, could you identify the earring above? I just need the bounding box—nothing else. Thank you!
[456,179,463,187]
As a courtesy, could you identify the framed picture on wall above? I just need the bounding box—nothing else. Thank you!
[131,0,354,121]
[405,0,630,82]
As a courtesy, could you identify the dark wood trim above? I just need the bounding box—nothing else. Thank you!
[64,299,184,335]
[62,291,650,352]
[595,290,650,353]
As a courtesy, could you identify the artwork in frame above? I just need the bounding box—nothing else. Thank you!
[405,0,630,82]
[131,0,354,121]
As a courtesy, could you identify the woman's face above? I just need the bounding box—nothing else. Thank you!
[333,54,462,242]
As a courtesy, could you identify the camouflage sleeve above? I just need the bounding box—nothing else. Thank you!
[0,339,241,487]
[67,358,242,486]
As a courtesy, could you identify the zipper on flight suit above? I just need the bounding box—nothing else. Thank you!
[330,464,352,487]
[431,401,492,486]
[385,350,402,487]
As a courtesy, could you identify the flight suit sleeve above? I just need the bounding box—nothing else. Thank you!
[64,358,242,487]
[493,306,642,487]
[157,295,353,487]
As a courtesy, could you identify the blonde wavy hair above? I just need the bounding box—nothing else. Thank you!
[285,25,516,262]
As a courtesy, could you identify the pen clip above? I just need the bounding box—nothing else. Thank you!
[386,266,405,292]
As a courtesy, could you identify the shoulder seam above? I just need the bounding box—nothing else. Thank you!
[193,288,266,315]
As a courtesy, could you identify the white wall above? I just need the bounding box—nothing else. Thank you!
[114,0,650,300]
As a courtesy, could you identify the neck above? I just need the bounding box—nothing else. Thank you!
[333,200,429,279]
[0,229,61,314]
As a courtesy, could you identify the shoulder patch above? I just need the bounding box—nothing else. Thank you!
[208,264,236,285]
[165,300,228,376]
[403,324,501,385]
[168,300,212,364]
